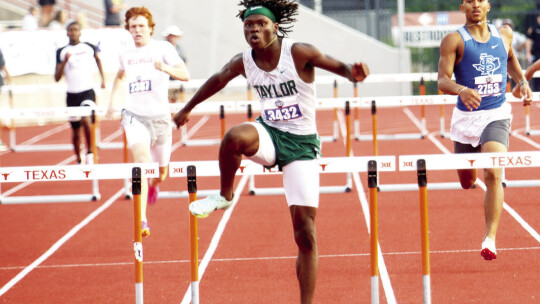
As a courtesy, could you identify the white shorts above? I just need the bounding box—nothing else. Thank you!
[122,111,172,167]
[450,102,512,147]
[246,122,320,208]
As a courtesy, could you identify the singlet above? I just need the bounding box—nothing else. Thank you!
[56,42,99,94]
[243,38,317,135]
[119,40,183,118]
[454,24,508,111]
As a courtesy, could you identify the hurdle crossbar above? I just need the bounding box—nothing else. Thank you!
[0,163,158,204]
[378,151,540,192]
[169,156,395,197]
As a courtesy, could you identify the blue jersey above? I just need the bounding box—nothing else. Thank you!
[454,24,508,111]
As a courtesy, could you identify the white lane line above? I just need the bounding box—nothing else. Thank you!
[4,246,539,271]
[338,111,397,304]
[15,123,70,146]
[0,188,124,297]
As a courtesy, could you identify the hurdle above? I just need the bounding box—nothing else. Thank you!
[2,105,106,153]
[171,156,395,304]
[0,162,158,205]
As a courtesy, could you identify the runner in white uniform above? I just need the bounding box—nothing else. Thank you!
[55,21,105,164]
[173,1,369,302]
[107,7,189,237]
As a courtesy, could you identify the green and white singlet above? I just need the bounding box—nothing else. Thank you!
[243,38,317,136]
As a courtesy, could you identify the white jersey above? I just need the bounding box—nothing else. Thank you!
[119,40,183,117]
[56,42,99,94]
[243,38,317,135]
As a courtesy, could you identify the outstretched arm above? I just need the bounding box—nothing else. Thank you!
[291,43,368,83]
[173,53,244,128]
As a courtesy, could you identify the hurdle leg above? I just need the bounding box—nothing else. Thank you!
[123,131,133,199]
[187,166,200,304]
[368,160,379,304]
[132,168,144,304]
[371,101,378,156]
[345,101,352,191]
[417,159,431,304]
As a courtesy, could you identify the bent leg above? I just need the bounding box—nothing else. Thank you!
[218,124,260,200]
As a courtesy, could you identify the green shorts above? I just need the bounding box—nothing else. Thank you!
[256,117,321,170]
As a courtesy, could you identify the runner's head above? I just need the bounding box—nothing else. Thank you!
[238,0,298,37]
[125,7,155,46]
[66,21,81,45]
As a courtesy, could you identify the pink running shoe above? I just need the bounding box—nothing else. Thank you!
[141,221,150,238]
[148,185,159,205]
[481,237,497,260]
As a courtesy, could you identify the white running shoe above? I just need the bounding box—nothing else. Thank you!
[481,237,497,260]
[189,194,233,218]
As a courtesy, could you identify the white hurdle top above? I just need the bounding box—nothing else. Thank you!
[169,156,396,177]
[399,151,540,171]
[0,163,159,183]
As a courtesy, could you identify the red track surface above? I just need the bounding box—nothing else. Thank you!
[1,104,539,303]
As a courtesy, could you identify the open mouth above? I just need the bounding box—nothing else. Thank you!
[250,35,260,44]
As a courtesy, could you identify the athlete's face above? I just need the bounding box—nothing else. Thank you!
[460,0,490,23]
[243,15,278,49]
[128,15,152,47]
[67,24,81,45]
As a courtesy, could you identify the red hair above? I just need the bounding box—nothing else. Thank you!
[124,6,155,35]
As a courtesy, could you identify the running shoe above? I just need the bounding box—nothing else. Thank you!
[481,237,497,260]
[189,194,233,218]
[148,185,159,205]
[141,221,150,237]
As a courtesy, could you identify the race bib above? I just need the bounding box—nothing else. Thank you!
[474,74,502,97]
[129,80,152,94]
[262,96,303,122]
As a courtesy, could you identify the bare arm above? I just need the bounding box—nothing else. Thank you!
[94,53,106,89]
[437,32,481,111]
[54,53,69,82]
[499,26,533,104]
[291,42,368,83]
[173,53,244,127]
[155,60,190,81]
[1,65,11,84]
